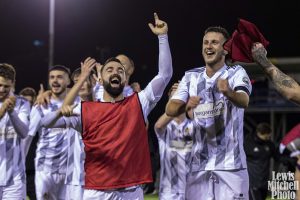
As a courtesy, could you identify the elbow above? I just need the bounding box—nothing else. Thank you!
[154,123,163,132]
[239,101,249,109]
[165,99,185,117]
[165,106,177,117]
[286,92,298,102]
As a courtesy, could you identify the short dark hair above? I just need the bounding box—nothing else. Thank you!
[19,87,37,98]
[256,123,272,135]
[204,26,230,40]
[71,68,81,81]
[0,63,16,82]
[101,57,125,73]
[49,65,71,76]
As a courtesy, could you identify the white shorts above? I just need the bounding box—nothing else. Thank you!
[66,184,84,200]
[186,169,249,200]
[0,178,26,200]
[83,186,143,200]
[35,171,66,200]
[159,191,185,200]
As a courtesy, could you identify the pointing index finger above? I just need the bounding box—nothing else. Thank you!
[154,13,159,23]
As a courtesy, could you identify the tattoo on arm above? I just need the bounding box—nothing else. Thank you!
[269,68,297,89]
[253,48,273,69]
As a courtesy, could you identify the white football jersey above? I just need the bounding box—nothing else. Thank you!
[172,65,252,171]
[0,96,30,185]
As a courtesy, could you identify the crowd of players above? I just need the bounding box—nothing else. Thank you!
[1,13,300,200]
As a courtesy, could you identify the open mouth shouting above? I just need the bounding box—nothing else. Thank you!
[51,83,61,90]
[109,75,122,88]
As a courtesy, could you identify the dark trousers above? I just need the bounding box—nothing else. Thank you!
[249,187,268,200]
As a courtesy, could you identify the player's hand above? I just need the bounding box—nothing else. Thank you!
[80,57,97,79]
[186,96,201,111]
[35,86,51,108]
[130,82,141,92]
[251,43,267,62]
[148,13,168,35]
[217,79,231,96]
[3,96,16,113]
[168,82,179,98]
[93,62,103,83]
[59,104,78,117]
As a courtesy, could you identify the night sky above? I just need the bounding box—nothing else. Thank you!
[0,0,300,106]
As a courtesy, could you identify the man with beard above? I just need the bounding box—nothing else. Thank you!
[23,65,80,200]
[166,26,252,200]
[0,63,30,199]
[41,13,172,200]
[93,54,135,100]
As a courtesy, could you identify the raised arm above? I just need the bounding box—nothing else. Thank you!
[252,43,300,104]
[63,57,96,106]
[143,13,173,103]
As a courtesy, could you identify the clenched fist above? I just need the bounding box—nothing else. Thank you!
[217,79,231,96]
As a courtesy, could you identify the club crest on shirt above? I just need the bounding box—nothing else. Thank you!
[242,77,249,85]
[193,100,225,119]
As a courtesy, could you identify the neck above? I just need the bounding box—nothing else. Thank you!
[51,90,67,101]
[205,60,225,77]
[103,91,124,103]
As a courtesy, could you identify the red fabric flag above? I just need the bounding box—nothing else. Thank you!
[224,19,269,63]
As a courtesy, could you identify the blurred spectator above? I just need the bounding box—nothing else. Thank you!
[244,123,279,200]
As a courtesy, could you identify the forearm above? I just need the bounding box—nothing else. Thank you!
[63,76,86,106]
[144,34,173,103]
[263,65,300,104]
[41,111,66,128]
[154,113,173,134]
[225,91,249,108]
[0,107,6,119]
[165,99,186,117]
[8,111,29,138]
[158,34,173,84]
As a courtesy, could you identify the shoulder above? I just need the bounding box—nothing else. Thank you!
[226,65,247,73]
[182,67,205,80]
[185,67,205,75]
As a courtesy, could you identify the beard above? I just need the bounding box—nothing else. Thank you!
[103,75,125,98]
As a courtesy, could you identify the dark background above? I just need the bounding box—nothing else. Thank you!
[1,0,300,129]
[1,2,300,194]
[1,0,300,91]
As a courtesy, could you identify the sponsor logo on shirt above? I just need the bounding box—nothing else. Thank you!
[0,127,17,139]
[193,100,225,119]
